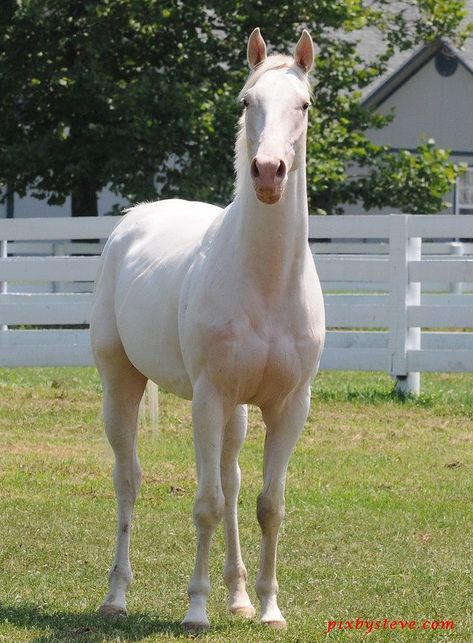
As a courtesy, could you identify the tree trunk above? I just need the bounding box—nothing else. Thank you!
[6,186,14,218]
[71,180,98,244]
[71,180,98,217]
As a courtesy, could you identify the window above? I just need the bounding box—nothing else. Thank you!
[455,166,473,215]
[435,48,458,77]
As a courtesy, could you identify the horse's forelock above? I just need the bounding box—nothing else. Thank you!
[238,54,310,101]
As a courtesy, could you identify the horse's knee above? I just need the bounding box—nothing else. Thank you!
[193,491,225,531]
[257,492,285,531]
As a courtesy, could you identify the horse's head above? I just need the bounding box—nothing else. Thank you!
[239,28,314,205]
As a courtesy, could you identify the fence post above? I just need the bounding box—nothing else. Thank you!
[53,242,66,294]
[389,215,421,395]
[139,381,160,433]
[1,238,7,333]
[450,242,464,294]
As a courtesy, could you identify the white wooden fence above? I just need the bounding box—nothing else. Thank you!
[311,214,473,394]
[1,214,473,394]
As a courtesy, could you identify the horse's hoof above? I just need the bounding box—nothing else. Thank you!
[262,619,287,630]
[182,620,210,633]
[230,605,256,619]
[98,604,127,618]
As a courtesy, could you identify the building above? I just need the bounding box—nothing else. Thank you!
[346,1,473,214]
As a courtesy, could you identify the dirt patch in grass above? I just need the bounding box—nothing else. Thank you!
[6,442,88,457]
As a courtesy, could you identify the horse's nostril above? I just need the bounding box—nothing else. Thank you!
[250,158,259,179]
[276,160,286,179]
[251,157,286,182]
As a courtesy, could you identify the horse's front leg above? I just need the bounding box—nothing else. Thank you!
[221,405,255,618]
[256,385,312,629]
[182,377,227,632]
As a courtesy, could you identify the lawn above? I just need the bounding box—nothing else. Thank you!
[0,368,472,642]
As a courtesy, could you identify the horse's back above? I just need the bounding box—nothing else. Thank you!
[101,199,221,267]
[91,199,222,398]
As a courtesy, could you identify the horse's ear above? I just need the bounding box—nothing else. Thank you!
[294,29,315,73]
[247,27,267,69]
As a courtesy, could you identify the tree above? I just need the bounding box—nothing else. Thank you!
[0,1,471,215]
[0,1,229,214]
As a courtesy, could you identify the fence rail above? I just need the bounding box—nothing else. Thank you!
[308,214,473,393]
[1,214,473,394]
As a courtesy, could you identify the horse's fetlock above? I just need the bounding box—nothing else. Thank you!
[255,576,279,600]
[224,562,248,587]
[188,577,211,599]
[109,563,133,586]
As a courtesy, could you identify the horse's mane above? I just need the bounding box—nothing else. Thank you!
[234,55,310,196]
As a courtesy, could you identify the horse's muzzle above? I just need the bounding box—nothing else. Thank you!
[251,155,287,205]
[255,187,284,204]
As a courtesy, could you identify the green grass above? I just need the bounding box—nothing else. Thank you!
[0,368,472,642]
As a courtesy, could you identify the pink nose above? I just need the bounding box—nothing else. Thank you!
[250,155,287,203]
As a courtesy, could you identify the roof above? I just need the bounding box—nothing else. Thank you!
[357,0,473,107]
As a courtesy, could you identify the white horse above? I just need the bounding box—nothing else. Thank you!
[90,27,325,632]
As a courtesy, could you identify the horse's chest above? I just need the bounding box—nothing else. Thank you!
[258,337,304,395]
[205,320,318,404]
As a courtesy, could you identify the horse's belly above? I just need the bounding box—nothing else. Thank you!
[116,281,193,399]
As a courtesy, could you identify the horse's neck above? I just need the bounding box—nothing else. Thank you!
[233,164,309,300]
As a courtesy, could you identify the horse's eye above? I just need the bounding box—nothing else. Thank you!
[242,98,249,108]
[302,101,310,111]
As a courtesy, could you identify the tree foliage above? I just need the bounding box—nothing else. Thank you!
[0,1,229,213]
[0,0,471,215]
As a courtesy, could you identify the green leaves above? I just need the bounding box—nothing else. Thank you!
[0,0,470,214]
[353,140,466,214]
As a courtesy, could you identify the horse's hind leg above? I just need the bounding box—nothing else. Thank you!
[94,336,147,617]
[221,405,255,619]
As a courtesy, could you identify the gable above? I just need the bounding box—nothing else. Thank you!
[366,54,473,153]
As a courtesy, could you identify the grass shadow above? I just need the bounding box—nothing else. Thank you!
[313,383,460,407]
[0,602,189,642]
[313,386,414,405]
[321,386,473,414]
[313,371,473,415]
